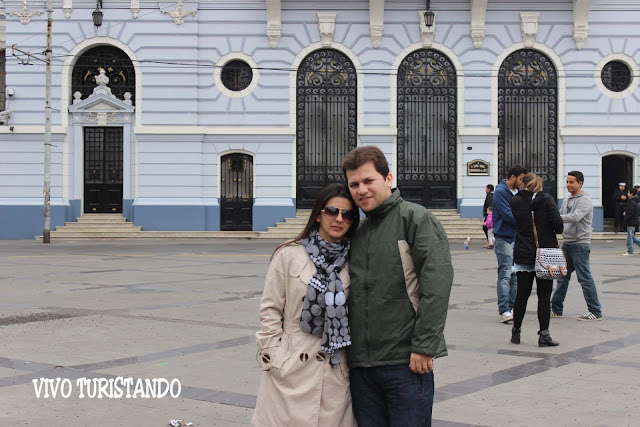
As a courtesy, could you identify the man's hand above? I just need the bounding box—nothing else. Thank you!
[409,353,433,374]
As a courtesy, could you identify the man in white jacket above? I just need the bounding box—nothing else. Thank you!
[550,171,603,321]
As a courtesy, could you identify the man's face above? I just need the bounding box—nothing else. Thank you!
[566,175,582,195]
[486,187,491,194]
[514,173,525,189]
[620,185,626,192]
[346,162,392,213]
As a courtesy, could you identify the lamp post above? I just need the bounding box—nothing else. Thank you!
[424,0,435,28]
[93,0,103,27]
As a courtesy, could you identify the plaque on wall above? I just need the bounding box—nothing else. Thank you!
[467,159,490,176]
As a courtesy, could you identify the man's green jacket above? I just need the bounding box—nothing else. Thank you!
[346,189,454,368]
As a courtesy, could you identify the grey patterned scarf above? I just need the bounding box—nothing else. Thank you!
[300,228,351,366]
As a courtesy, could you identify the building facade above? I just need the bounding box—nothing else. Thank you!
[1,0,639,239]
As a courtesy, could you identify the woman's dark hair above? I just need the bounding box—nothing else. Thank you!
[273,183,359,255]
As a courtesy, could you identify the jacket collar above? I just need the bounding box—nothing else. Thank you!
[365,188,403,220]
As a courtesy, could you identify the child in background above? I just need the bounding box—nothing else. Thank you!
[484,206,494,249]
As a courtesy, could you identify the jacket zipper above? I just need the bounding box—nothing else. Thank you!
[365,220,373,365]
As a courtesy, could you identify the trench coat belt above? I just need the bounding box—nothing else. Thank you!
[283,319,299,334]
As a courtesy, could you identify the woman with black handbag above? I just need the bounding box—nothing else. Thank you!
[510,173,564,347]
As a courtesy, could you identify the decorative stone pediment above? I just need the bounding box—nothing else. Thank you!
[69,93,134,125]
[69,93,134,114]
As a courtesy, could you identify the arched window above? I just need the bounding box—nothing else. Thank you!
[72,45,136,104]
[498,49,557,197]
[296,49,357,208]
[397,49,457,208]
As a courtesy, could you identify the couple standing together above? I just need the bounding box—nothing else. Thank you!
[253,146,454,427]
[494,167,603,347]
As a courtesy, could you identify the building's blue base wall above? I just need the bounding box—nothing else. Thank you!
[68,200,81,222]
[254,202,296,231]
[132,205,207,231]
[123,199,134,222]
[205,205,220,231]
[0,203,72,239]
[460,204,483,218]
[131,201,295,232]
[593,206,604,232]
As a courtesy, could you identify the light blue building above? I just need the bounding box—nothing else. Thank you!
[1,0,639,239]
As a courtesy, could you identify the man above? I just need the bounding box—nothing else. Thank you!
[613,182,627,232]
[551,171,603,321]
[342,146,453,427]
[483,184,495,248]
[622,187,640,256]
[492,165,527,323]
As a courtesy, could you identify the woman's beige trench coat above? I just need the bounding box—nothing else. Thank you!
[252,242,356,427]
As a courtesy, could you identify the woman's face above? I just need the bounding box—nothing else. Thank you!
[316,196,355,243]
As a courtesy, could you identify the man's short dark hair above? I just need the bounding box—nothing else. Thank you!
[342,146,390,179]
[567,170,584,184]
[630,188,638,196]
[507,165,527,179]
[486,184,494,191]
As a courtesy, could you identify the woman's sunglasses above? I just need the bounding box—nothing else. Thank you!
[321,206,356,224]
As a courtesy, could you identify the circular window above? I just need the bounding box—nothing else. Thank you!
[601,61,631,92]
[220,60,253,92]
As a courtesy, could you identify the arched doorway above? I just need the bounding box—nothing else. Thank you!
[602,154,633,219]
[498,49,558,199]
[296,49,357,209]
[396,49,457,208]
[72,45,136,214]
[220,153,254,231]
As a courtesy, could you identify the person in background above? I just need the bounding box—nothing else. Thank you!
[551,171,603,321]
[492,165,527,324]
[253,183,359,427]
[483,184,495,248]
[613,182,627,232]
[484,206,494,249]
[622,187,640,256]
[510,173,563,347]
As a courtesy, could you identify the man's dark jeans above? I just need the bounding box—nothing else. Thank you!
[350,365,434,427]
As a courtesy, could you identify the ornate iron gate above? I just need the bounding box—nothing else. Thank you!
[397,49,457,208]
[72,45,136,103]
[220,153,253,231]
[84,127,123,213]
[296,49,357,208]
[498,49,558,198]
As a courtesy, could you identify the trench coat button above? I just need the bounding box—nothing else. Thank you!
[299,353,309,362]
[316,352,326,362]
[262,354,270,364]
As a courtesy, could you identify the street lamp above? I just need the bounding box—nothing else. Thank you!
[93,0,103,27]
[424,0,435,28]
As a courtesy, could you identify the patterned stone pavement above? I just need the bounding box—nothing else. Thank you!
[0,238,638,426]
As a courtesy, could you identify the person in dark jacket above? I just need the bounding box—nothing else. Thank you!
[622,187,640,255]
[342,146,454,427]
[613,183,628,232]
[483,184,495,248]
[492,165,527,323]
[510,173,563,347]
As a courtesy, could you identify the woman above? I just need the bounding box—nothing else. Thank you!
[253,183,359,427]
[510,173,563,347]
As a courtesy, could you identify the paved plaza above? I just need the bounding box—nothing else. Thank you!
[0,238,638,426]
